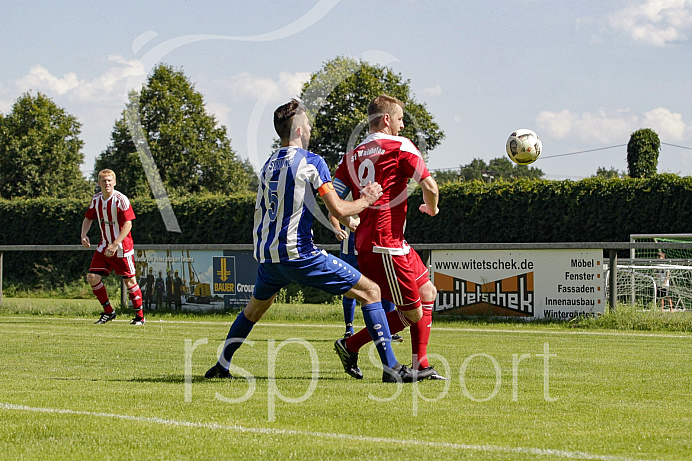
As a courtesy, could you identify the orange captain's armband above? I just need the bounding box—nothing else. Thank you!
[318,182,335,197]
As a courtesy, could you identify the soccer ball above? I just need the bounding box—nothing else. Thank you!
[506,129,542,165]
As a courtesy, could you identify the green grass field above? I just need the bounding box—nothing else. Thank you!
[0,300,690,460]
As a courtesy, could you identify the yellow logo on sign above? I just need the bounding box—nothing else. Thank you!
[216,258,231,282]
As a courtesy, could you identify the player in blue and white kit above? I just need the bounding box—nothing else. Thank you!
[205,99,418,383]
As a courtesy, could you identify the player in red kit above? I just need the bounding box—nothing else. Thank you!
[333,94,444,380]
[81,169,145,325]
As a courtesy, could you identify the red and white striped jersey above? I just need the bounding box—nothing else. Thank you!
[333,133,430,255]
[84,190,136,257]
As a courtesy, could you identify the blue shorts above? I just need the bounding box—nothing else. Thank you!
[339,251,358,269]
[253,251,362,301]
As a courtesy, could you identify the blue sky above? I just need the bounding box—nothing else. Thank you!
[2,0,691,180]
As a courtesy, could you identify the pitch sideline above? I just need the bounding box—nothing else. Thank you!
[3,315,691,339]
[1,402,652,461]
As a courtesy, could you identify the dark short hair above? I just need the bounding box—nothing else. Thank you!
[274,99,307,140]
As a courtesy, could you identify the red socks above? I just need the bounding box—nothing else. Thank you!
[93,280,145,318]
[128,284,144,317]
[410,305,433,370]
[343,305,434,371]
[91,281,112,313]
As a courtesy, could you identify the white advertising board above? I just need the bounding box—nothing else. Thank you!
[430,249,605,319]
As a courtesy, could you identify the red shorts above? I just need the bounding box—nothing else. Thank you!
[89,251,136,278]
[357,249,429,310]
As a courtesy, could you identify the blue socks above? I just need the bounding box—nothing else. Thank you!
[381,299,396,313]
[219,302,399,371]
[360,302,398,369]
[343,296,356,335]
[218,310,256,369]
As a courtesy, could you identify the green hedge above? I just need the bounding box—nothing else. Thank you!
[405,174,692,243]
[0,193,257,246]
[2,175,692,286]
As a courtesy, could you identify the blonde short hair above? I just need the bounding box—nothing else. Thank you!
[368,94,404,130]
[98,169,116,182]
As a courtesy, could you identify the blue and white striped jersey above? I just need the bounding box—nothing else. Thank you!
[254,146,334,263]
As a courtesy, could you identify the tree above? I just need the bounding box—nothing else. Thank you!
[459,157,544,182]
[627,128,660,179]
[593,166,622,179]
[299,56,445,169]
[241,157,259,192]
[0,92,91,199]
[433,168,462,184]
[459,158,489,182]
[95,64,251,198]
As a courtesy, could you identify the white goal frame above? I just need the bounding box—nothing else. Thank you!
[610,264,691,309]
[622,234,692,309]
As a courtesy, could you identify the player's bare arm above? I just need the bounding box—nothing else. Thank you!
[80,218,93,247]
[328,213,349,241]
[418,176,440,216]
[322,181,382,219]
[331,213,360,235]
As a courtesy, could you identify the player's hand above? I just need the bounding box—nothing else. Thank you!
[346,216,360,232]
[105,244,117,257]
[360,182,383,205]
[333,228,348,241]
[419,203,439,216]
[81,236,90,248]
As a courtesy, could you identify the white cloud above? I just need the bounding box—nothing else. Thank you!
[15,65,81,95]
[642,107,687,140]
[216,71,310,102]
[278,71,311,99]
[70,56,146,103]
[206,101,232,129]
[13,56,146,104]
[535,109,576,139]
[536,107,689,144]
[6,57,150,176]
[608,0,692,46]
[422,85,443,96]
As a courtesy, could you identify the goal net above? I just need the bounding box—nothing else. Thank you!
[611,234,692,310]
[610,263,692,310]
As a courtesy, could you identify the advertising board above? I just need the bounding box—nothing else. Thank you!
[431,249,605,319]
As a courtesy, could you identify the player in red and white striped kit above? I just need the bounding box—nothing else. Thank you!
[80,169,145,325]
[333,94,444,380]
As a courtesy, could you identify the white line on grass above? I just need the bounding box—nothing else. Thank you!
[0,402,655,461]
[4,316,691,339]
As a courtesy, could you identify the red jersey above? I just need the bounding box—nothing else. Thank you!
[84,190,136,257]
[333,133,430,255]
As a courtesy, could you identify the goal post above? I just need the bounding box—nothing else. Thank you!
[618,234,692,310]
[610,263,692,310]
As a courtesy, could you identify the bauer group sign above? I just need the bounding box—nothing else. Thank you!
[430,249,605,319]
[133,249,258,310]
